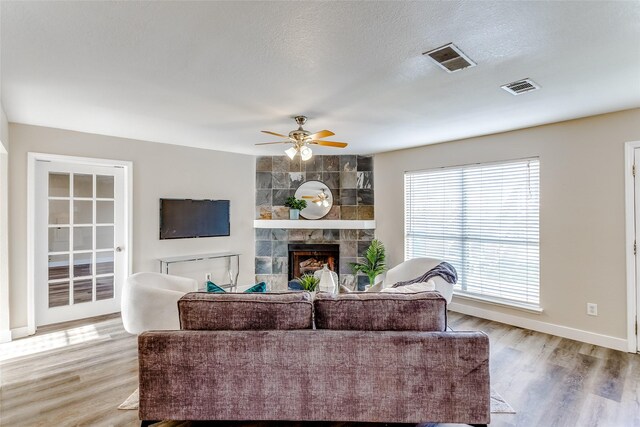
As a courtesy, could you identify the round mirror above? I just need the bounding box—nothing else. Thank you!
[295,180,333,220]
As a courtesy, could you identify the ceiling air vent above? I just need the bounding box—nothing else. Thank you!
[423,43,476,73]
[501,78,540,95]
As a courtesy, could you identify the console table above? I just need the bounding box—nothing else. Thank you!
[158,251,241,291]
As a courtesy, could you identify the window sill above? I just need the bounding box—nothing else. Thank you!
[452,292,543,314]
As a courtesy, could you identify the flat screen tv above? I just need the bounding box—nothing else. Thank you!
[160,199,230,239]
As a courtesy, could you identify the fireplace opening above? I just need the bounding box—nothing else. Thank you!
[288,244,339,280]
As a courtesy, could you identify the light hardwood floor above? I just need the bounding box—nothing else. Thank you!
[1,312,639,427]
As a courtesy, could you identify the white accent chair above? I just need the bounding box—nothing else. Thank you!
[121,272,198,334]
[379,258,455,304]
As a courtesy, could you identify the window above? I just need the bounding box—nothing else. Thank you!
[404,158,540,308]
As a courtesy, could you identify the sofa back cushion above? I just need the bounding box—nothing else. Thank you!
[314,291,446,331]
[178,292,313,330]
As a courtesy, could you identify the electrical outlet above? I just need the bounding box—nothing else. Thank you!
[587,303,598,316]
[205,273,212,281]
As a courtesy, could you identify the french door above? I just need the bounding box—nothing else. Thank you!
[34,159,127,326]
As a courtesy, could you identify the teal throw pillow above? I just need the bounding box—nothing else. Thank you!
[206,281,267,293]
[206,281,226,293]
[244,281,267,293]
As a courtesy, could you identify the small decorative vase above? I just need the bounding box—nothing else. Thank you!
[289,209,300,220]
[318,264,337,294]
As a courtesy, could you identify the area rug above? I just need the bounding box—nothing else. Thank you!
[490,388,516,413]
[120,388,515,414]
[118,388,139,410]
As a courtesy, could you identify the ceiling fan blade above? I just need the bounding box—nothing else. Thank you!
[301,195,315,199]
[310,140,348,148]
[255,141,290,145]
[307,130,335,140]
[261,130,290,138]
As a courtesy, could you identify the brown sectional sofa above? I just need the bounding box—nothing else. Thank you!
[138,291,490,426]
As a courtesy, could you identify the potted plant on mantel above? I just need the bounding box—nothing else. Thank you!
[350,239,387,290]
[285,196,307,220]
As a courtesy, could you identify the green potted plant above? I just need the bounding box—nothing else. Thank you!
[297,273,320,296]
[284,196,307,220]
[350,239,387,289]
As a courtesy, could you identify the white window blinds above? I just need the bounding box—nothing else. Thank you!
[404,158,540,307]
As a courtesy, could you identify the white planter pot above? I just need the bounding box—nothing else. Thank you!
[317,264,337,294]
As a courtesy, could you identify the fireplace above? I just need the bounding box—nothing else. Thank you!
[288,244,340,280]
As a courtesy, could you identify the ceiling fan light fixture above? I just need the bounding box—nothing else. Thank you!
[285,146,298,159]
[259,116,346,157]
[300,145,313,161]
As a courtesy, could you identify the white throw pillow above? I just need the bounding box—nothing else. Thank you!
[365,281,384,292]
[380,279,436,293]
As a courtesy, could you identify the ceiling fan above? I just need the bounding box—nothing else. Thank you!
[256,116,348,161]
[302,188,331,207]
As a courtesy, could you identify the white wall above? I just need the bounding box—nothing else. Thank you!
[8,123,255,330]
[0,104,10,341]
[0,106,7,151]
[375,108,640,349]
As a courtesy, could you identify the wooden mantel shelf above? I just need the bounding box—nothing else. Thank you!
[253,219,376,229]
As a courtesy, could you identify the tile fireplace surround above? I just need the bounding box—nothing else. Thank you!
[255,154,375,291]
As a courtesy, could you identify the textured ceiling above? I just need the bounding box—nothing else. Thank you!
[2,1,640,155]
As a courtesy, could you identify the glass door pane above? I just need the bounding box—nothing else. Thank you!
[96,175,114,198]
[73,200,93,224]
[48,227,70,252]
[96,226,114,250]
[73,279,93,304]
[73,174,93,197]
[96,251,114,275]
[73,226,93,251]
[96,276,114,300]
[73,252,93,277]
[49,173,70,197]
[49,282,70,308]
[49,200,70,224]
[48,254,70,280]
[96,201,114,223]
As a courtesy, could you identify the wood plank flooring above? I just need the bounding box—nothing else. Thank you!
[1,312,639,427]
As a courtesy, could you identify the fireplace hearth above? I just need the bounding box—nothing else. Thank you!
[288,244,340,280]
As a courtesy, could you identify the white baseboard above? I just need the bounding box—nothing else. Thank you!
[0,329,11,343]
[449,302,630,352]
[10,326,33,340]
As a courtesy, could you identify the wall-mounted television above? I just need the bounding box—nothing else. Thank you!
[160,199,230,240]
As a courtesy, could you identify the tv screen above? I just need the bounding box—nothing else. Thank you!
[160,199,230,239]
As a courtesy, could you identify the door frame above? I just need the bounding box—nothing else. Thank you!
[624,141,640,353]
[27,153,133,335]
